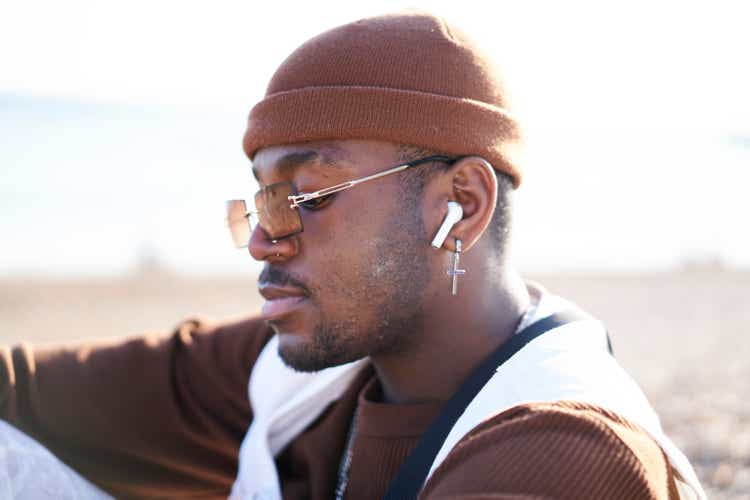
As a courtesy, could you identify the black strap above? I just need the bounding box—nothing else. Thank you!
[383,310,602,500]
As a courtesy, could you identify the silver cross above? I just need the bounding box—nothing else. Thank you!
[447,239,466,296]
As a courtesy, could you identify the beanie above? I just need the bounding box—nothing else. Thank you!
[242,11,523,187]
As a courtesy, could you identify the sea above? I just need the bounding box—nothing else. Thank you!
[1,93,748,277]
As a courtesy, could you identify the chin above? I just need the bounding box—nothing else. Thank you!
[276,326,359,373]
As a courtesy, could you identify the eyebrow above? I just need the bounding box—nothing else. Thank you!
[251,147,348,181]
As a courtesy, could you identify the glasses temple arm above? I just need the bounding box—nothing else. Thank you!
[287,155,455,207]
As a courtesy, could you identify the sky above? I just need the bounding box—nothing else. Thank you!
[1,0,748,276]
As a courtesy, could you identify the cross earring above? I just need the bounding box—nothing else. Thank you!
[447,239,466,296]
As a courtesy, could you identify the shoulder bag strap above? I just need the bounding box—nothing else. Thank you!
[383,310,604,500]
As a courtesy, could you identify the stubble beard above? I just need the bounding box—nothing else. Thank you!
[278,204,432,372]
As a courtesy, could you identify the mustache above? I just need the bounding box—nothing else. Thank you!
[258,266,311,295]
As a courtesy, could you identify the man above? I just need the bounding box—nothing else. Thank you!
[1,11,705,500]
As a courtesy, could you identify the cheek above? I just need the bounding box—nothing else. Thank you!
[303,190,393,256]
[302,201,396,300]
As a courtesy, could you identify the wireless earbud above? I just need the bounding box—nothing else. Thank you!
[431,201,463,249]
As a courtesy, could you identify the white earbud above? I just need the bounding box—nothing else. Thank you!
[431,201,463,249]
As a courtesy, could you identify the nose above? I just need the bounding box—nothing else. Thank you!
[247,224,298,262]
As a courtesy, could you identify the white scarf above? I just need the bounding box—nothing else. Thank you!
[231,284,705,500]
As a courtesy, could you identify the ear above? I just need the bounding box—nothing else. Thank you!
[428,156,497,252]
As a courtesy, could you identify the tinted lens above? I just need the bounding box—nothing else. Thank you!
[254,181,303,240]
[225,200,252,248]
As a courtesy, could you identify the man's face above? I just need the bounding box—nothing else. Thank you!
[249,139,437,371]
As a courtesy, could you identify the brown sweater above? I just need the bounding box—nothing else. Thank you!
[0,316,679,499]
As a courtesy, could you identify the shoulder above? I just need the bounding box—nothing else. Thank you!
[420,401,678,500]
[172,315,274,361]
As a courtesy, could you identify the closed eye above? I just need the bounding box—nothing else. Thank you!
[298,193,335,210]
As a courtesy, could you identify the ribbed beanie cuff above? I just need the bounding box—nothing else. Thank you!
[243,12,523,187]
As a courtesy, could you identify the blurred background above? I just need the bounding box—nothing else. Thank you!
[1,1,748,497]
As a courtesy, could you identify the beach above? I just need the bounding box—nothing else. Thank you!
[2,270,748,498]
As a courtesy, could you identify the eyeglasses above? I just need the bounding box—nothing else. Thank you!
[226,155,456,248]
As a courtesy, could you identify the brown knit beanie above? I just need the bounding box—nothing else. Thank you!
[243,11,523,187]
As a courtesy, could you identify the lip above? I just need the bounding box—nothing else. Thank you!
[258,284,308,320]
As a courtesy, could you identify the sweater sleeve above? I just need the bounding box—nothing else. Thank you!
[419,401,680,500]
[0,315,274,499]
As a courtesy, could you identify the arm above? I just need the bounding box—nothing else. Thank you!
[420,401,680,500]
[0,316,274,499]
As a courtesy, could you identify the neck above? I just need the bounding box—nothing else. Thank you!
[371,265,530,405]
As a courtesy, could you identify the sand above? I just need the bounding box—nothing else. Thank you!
[1,270,748,498]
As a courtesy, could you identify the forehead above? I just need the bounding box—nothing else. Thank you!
[251,139,398,182]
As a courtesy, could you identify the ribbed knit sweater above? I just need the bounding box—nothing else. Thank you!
[0,316,679,499]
